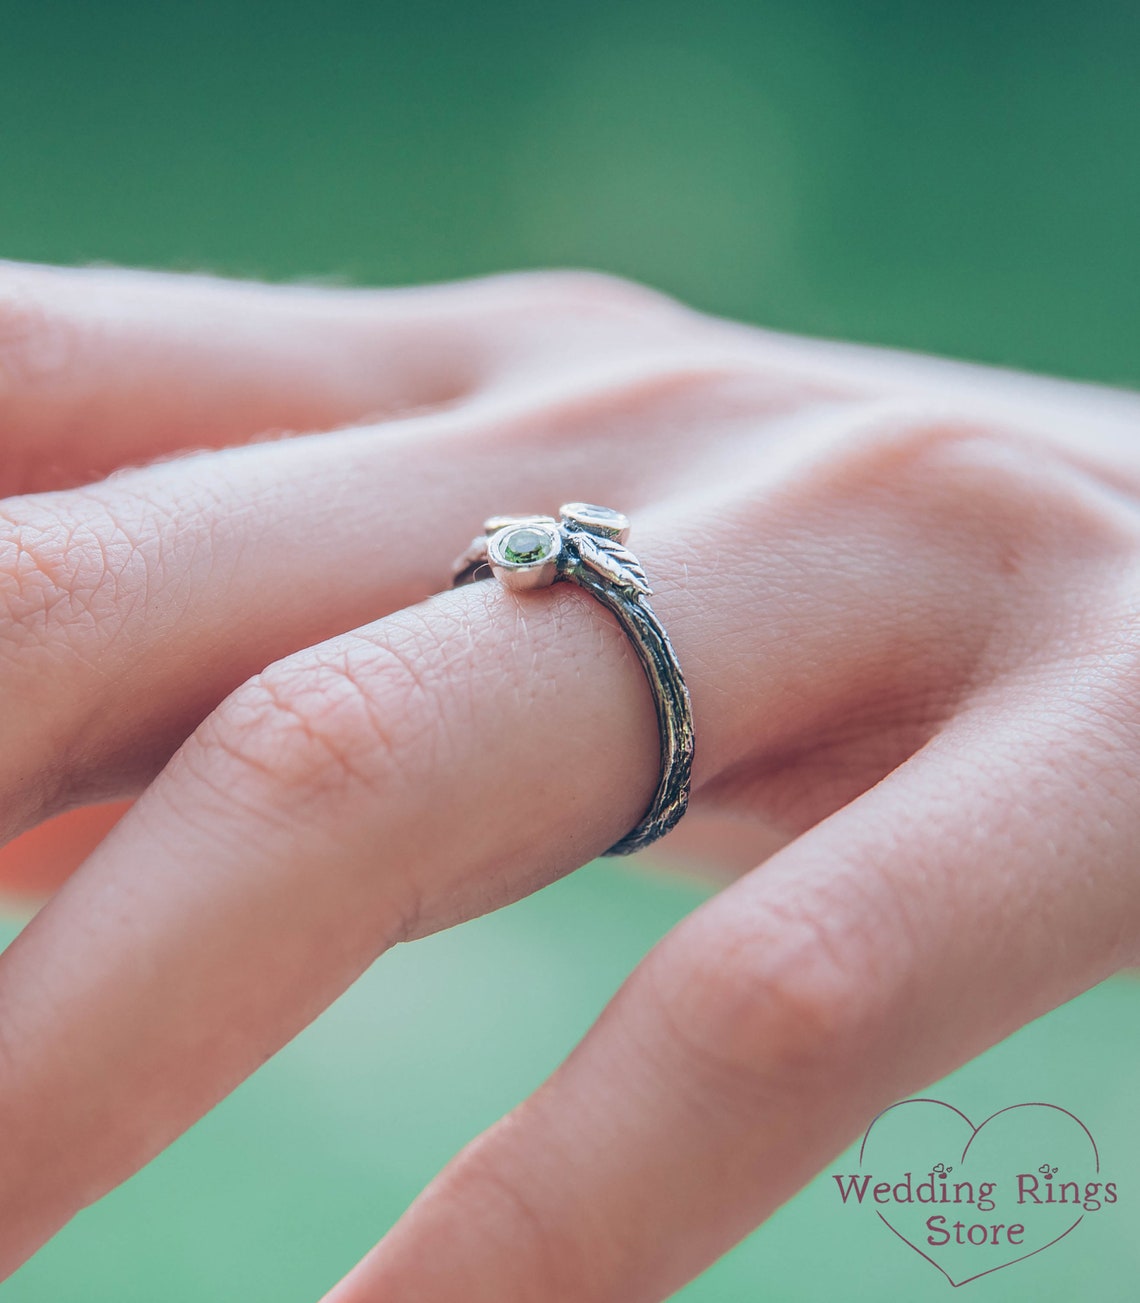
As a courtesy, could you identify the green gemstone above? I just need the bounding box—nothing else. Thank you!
[502,527,550,563]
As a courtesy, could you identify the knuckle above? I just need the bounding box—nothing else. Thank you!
[0,495,161,649]
[463,349,776,462]
[481,267,680,318]
[591,348,775,401]
[433,1137,576,1293]
[642,892,886,1103]
[819,400,1139,577]
[835,404,1038,505]
[196,633,436,809]
[786,401,1140,646]
[576,352,791,443]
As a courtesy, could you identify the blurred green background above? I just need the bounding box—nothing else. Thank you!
[2,0,1139,1299]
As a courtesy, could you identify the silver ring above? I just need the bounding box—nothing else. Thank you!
[449,502,695,856]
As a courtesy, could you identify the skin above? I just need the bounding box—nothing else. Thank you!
[0,258,1139,1300]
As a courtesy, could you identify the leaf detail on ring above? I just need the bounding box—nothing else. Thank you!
[571,529,653,595]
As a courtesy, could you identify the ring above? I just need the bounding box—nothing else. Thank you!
[449,502,695,856]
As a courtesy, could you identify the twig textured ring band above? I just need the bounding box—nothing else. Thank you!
[449,502,695,856]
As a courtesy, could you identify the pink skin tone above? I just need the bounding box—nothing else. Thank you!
[1,260,1140,1299]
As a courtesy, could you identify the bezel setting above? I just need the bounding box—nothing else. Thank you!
[559,502,631,542]
[487,522,562,589]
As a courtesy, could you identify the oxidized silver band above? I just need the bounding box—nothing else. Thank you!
[449,502,694,856]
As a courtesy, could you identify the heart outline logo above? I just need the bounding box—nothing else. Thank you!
[854,1098,1103,1288]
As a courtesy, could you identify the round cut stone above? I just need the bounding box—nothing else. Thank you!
[559,502,630,539]
[502,526,551,563]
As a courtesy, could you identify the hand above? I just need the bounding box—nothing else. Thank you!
[2,260,1139,1300]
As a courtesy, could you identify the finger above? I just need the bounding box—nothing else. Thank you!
[0,263,718,496]
[319,687,1140,1303]
[0,260,486,494]
[0,803,130,902]
[0,350,769,842]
